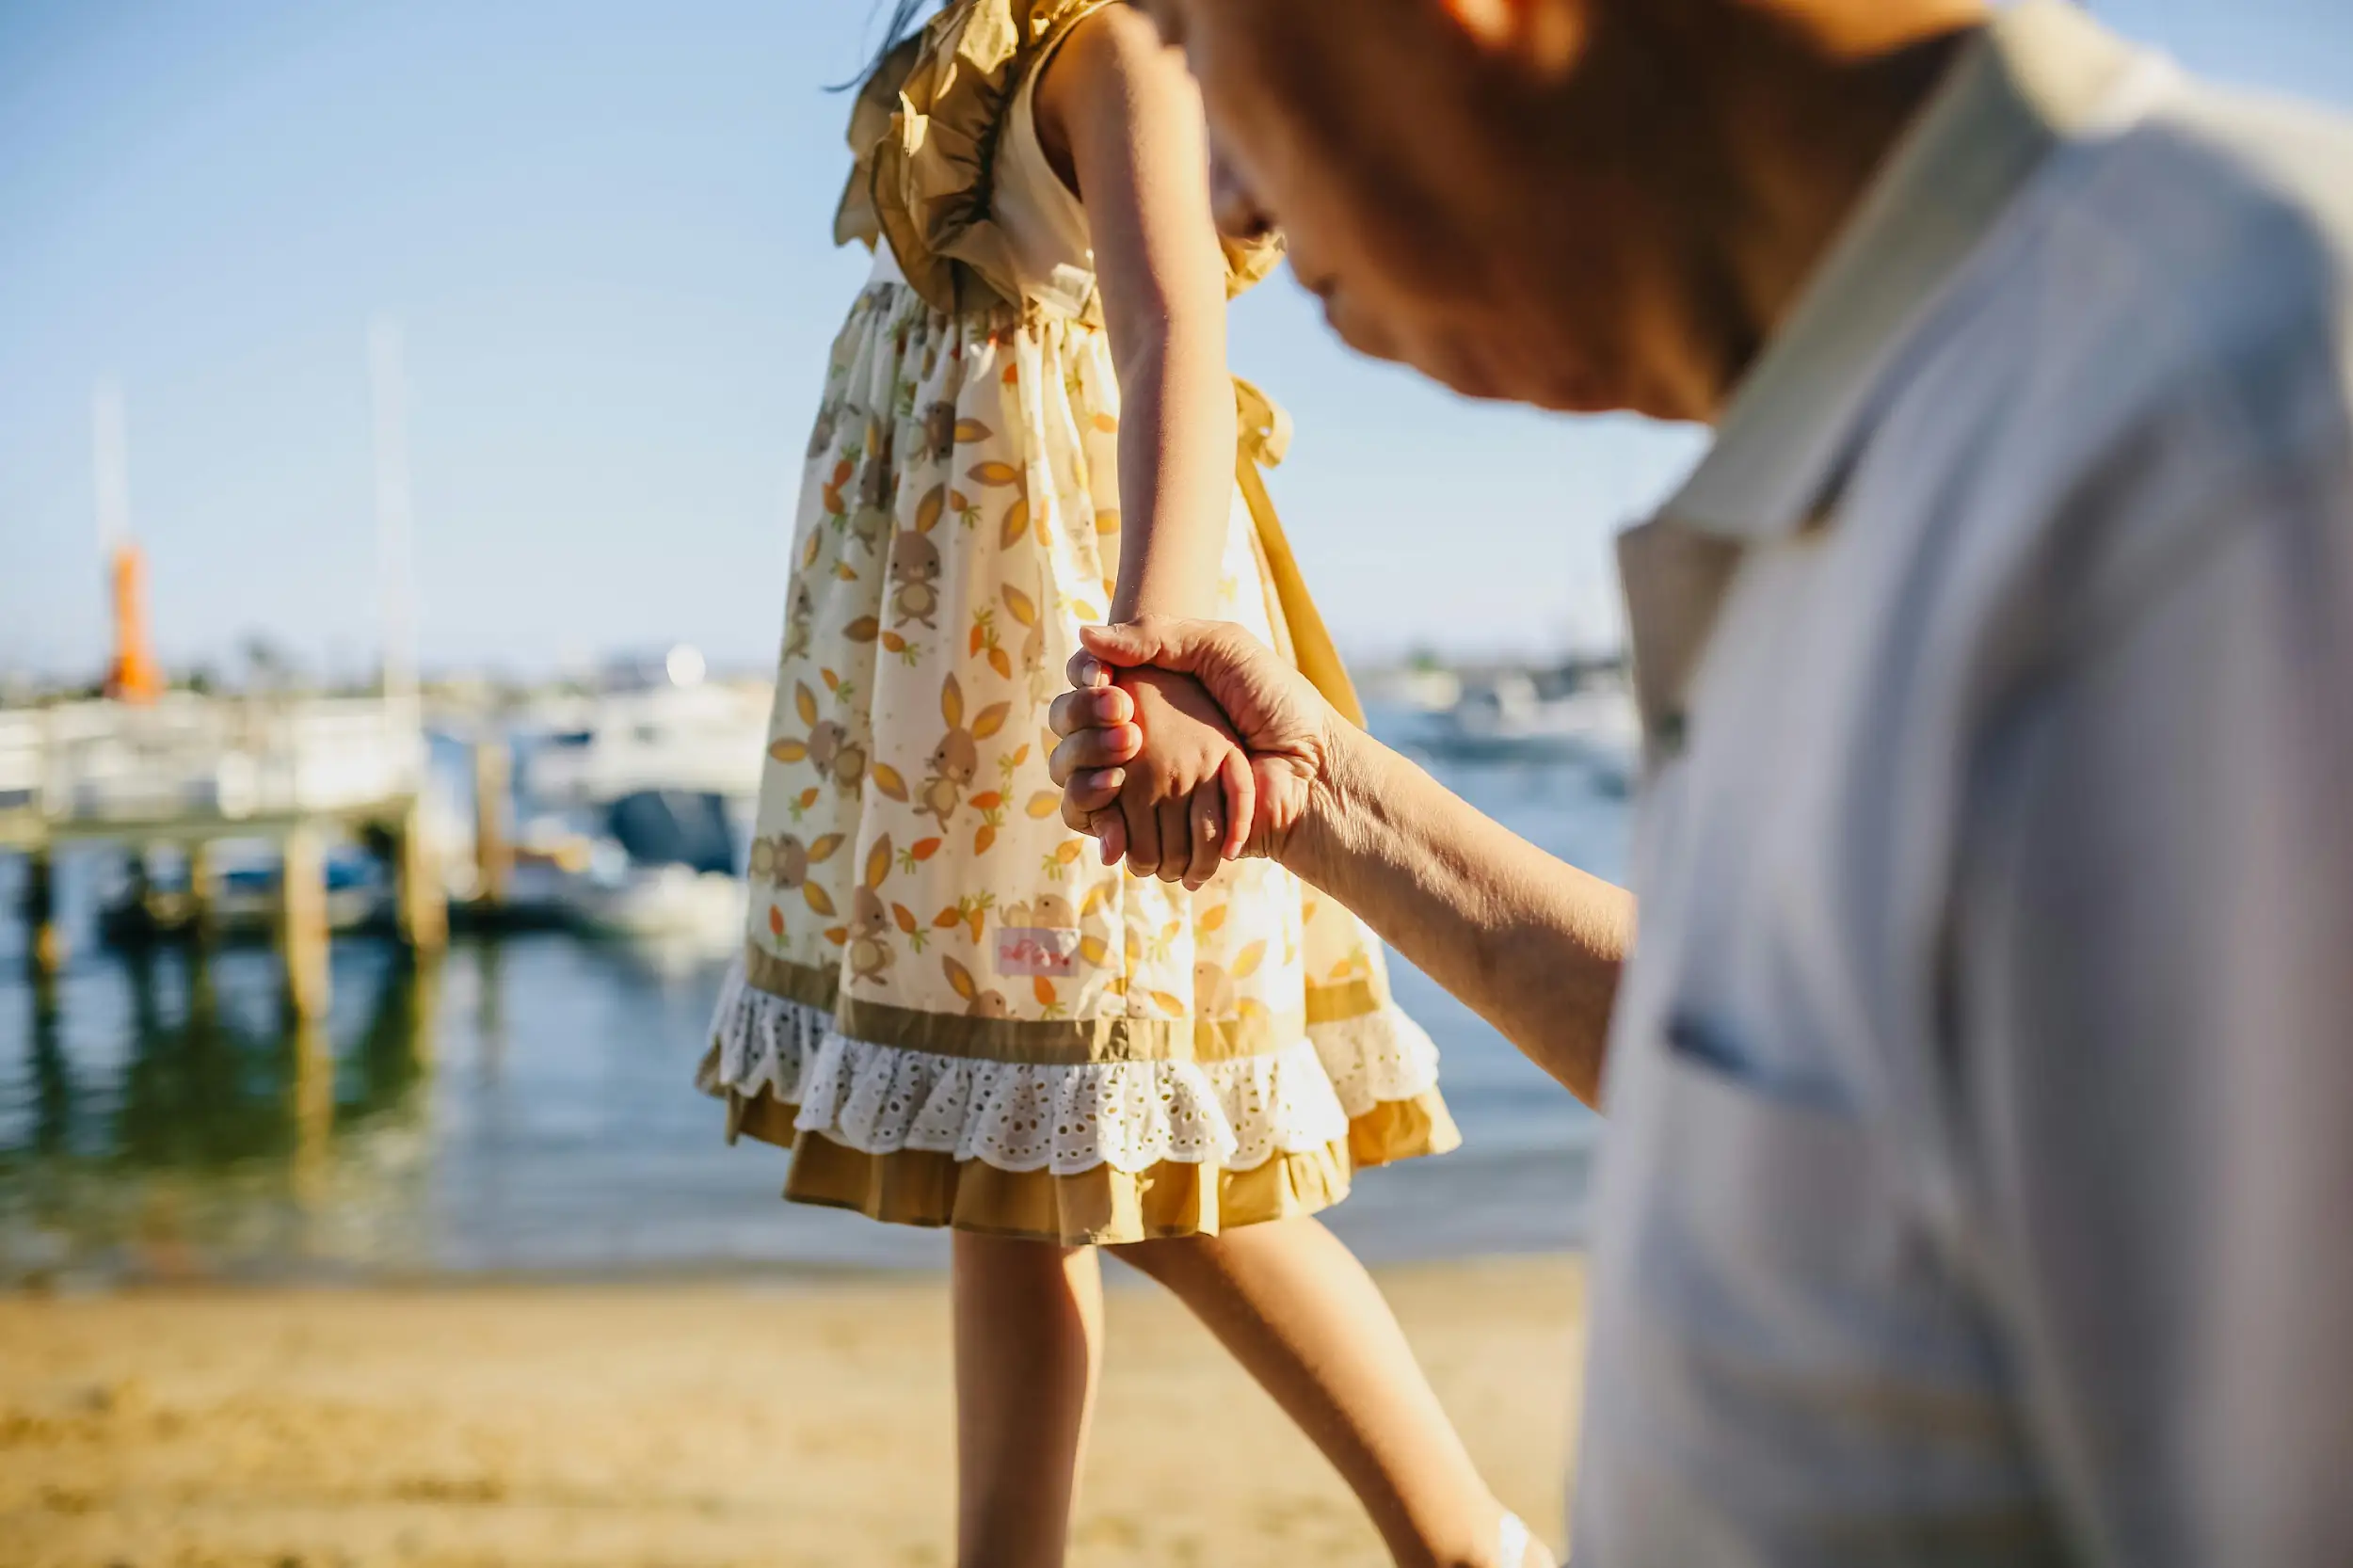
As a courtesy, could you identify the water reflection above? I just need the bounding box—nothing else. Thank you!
[2,941,440,1284]
[472,936,506,1086]
[24,971,68,1161]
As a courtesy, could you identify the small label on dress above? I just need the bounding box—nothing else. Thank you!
[995,926,1078,977]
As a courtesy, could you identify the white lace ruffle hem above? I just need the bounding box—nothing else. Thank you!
[703,959,1441,1176]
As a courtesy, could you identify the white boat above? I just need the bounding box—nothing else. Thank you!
[521,666,768,809]
[1425,671,1640,777]
[557,789,747,951]
[565,856,745,950]
[505,648,765,951]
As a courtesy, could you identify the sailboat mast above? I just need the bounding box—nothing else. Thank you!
[92,380,161,703]
[92,380,129,552]
[369,318,419,722]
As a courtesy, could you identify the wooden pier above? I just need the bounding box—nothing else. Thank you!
[1,695,442,1010]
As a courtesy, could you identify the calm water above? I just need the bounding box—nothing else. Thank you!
[0,743,1626,1286]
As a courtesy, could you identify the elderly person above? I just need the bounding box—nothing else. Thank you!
[1052,0,2353,1561]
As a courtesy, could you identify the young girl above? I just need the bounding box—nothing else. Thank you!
[704,4,1547,1563]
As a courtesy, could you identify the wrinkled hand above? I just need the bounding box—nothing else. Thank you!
[1049,617,1340,870]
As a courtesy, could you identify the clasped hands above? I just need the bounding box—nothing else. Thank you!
[1046,617,1337,887]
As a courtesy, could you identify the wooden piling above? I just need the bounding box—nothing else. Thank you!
[279,825,332,1019]
[404,945,443,1072]
[289,1012,334,1218]
[392,798,446,952]
[25,944,64,1147]
[187,840,216,942]
[22,848,63,978]
[121,845,154,934]
[472,739,512,907]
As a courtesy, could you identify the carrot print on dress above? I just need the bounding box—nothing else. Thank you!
[819,456,854,519]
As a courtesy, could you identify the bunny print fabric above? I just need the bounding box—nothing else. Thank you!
[703,279,1456,1248]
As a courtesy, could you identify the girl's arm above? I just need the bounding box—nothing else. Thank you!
[1036,9,1249,888]
[1038,7,1236,623]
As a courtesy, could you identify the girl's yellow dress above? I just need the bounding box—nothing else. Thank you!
[702,0,1457,1244]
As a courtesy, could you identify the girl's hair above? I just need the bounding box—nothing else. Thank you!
[833,0,941,91]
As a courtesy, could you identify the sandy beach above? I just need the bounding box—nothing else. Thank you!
[1,1255,1586,1568]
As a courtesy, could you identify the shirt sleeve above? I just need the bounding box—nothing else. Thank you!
[1953,431,2353,1564]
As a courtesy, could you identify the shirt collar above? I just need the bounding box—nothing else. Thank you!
[1661,0,2148,542]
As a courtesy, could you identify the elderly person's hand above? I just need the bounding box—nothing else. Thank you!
[1055,614,1627,1109]
[1048,617,1341,871]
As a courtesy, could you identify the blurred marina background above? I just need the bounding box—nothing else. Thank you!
[0,685,1633,1288]
[2,4,2347,1563]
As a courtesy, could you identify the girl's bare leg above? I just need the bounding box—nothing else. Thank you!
[952,1231,1104,1568]
[1114,1216,1542,1568]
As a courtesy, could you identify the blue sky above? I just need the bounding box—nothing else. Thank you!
[3,1,2347,680]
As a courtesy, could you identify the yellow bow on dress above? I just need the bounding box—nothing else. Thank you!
[1232,377,1367,729]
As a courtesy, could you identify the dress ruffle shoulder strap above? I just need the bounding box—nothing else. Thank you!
[832,0,1285,321]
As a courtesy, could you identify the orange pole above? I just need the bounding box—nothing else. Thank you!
[105,540,163,704]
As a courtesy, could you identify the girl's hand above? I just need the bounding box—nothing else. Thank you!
[1112,667,1251,888]
[1051,617,1337,871]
